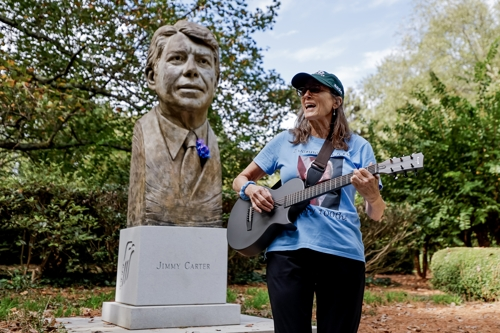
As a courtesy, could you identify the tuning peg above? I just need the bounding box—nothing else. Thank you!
[410,155,414,160]
[390,158,393,163]
[414,170,418,176]
[400,157,404,162]
[404,171,408,177]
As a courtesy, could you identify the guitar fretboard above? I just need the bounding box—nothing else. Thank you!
[284,164,378,207]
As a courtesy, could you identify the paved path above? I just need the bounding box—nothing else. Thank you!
[59,315,317,333]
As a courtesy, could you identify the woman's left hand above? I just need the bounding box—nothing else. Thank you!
[350,164,381,204]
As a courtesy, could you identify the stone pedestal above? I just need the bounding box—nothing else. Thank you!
[102,226,241,329]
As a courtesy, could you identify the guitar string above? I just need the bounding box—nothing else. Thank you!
[268,164,377,208]
[245,154,422,214]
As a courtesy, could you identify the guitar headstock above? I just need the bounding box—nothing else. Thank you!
[377,153,424,177]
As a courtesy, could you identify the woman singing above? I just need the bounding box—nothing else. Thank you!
[232,70,386,333]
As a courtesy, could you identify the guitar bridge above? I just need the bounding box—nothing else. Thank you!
[246,207,253,231]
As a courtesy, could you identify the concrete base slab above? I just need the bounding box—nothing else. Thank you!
[58,315,287,332]
[101,302,241,329]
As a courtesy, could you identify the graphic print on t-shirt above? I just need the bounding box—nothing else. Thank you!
[297,156,343,210]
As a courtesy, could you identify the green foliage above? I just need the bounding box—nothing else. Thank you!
[365,276,392,286]
[431,247,500,301]
[0,162,127,276]
[227,250,265,284]
[429,293,462,305]
[363,290,462,306]
[384,291,408,303]
[80,290,115,309]
[243,288,269,310]
[224,287,273,317]
[0,295,18,319]
[361,0,500,128]
[0,287,114,321]
[0,269,37,291]
[0,0,295,168]
[363,290,385,306]
[376,41,500,248]
[226,288,237,303]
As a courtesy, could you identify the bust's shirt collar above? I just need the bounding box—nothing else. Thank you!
[155,106,208,160]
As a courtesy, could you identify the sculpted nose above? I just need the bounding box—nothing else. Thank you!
[183,56,199,78]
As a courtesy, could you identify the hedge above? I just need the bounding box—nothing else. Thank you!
[431,247,500,301]
[0,167,128,278]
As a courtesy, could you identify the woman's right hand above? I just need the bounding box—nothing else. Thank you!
[245,184,274,213]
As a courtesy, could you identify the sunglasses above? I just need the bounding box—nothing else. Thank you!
[296,85,328,97]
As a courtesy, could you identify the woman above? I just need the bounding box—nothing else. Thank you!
[232,70,386,333]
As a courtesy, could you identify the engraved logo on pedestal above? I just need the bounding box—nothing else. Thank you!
[120,241,135,288]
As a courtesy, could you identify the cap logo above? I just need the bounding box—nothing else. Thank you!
[314,70,326,77]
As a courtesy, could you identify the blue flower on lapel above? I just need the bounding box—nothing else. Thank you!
[196,139,210,159]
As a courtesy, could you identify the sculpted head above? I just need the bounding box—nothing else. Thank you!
[145,21,220,127]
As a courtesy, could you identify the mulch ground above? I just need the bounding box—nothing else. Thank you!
[358,274,500,333]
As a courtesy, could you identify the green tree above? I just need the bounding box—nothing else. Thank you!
[376,42,500,277]
[0,0,298,279]
[361,0,500,128]
[0,0,296,180]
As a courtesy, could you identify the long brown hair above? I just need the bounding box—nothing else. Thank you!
[290,99,351,151]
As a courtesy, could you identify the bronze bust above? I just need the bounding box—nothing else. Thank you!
[127,21,222,227]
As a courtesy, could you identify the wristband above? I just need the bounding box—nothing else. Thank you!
[239,181,256,201]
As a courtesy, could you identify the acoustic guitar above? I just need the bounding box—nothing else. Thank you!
[227,153,424,257]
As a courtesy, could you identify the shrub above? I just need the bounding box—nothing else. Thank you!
[227,249,265,284]
[0,163,128,279]
[430,247,500,301]
[361,202,417,274]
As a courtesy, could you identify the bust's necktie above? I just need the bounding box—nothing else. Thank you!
[181,131,201,194]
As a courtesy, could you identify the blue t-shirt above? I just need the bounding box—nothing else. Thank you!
[253,130,381,262]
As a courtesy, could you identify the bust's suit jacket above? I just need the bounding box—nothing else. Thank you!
[127,106,222,227]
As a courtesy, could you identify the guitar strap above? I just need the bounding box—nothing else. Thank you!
[305,113,336,188]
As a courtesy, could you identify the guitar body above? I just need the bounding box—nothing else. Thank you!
[227,178,307,257]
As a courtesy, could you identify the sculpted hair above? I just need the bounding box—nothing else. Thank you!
[290,99,351,151]
[145,20,220,84]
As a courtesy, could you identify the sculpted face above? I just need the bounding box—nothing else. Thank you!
[149,33,217,119]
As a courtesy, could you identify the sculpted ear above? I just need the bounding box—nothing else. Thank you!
[146,66,156,90]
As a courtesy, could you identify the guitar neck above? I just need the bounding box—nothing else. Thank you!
[284,164,378,207]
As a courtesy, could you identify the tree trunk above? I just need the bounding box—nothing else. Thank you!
[414,243,429,279]
[460,229,473,247]
[486,212,500,246]
[20,229,26,269]
[473,223,491,247]
[421,242,428,279]
[414,249,424,278]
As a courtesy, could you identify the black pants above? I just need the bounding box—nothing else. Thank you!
[266,249,365,333]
